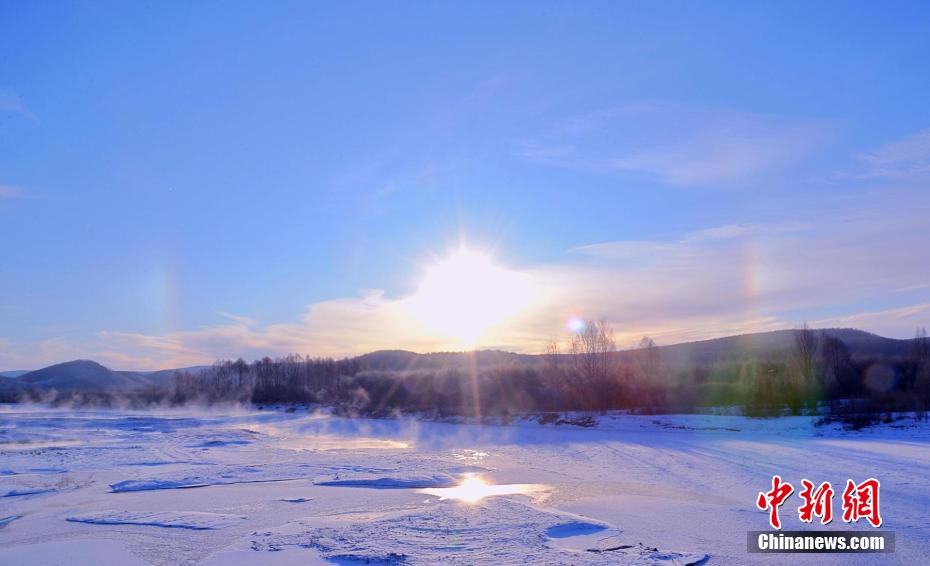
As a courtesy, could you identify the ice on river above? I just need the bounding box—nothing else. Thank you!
[0,405,927,564]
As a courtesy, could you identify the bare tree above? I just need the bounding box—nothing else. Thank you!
[793,322,819,383]
[913,327,929,362]
[569,318,616,387]
[636,336,661,382]
[543,339,562,370]
[820,334,852,395]
[915,328,930,416]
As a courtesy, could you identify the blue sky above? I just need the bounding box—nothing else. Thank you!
[2,1,930,369]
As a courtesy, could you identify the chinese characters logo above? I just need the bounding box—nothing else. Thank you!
[756,476,882,529]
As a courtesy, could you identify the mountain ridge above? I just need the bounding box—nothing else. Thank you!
[0,327,922,393]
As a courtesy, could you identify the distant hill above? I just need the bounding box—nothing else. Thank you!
[357,329,918,371]
[638,328,917,367]
[0,370,30,378]
[0,328,922,394]
[0,362,214,394]
[15,360,157,391]
[118,365,212,384]
[357,349,531,371]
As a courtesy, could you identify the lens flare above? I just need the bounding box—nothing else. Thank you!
[567,317,585,333]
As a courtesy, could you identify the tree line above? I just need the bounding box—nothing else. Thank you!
[22,321,930,427]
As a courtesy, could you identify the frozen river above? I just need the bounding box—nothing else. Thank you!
[0,406,927,564]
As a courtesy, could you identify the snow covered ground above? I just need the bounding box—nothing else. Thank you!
[0,405,926,564]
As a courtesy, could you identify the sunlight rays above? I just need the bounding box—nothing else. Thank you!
[405,248,541,349]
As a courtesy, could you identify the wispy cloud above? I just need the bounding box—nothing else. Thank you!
[857,128,930,180]
[569,223,800,260]
[515,102,829,187]
[216,311,257,326]
[0,185,26,199]
[93,293,445,369]
[0,88,36,121]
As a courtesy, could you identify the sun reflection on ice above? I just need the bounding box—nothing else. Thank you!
[280,436,410,450]
[420,474,547,504]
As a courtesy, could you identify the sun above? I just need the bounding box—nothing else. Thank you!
[405,248,539,348]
